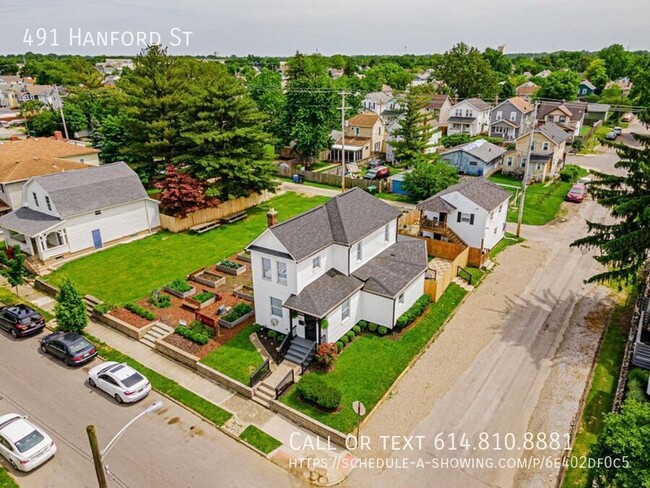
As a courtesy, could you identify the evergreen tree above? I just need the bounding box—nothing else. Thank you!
[55,279,88,333]
[391,90,435,165]
[571,133,650,284]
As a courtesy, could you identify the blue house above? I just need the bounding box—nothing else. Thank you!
[440,139,506,177]
[578,79,596,97]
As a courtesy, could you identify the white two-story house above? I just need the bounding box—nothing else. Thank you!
[0,162,160,270]
[247,188,427,363]
[446,98,491,137]
[417,178,511,251]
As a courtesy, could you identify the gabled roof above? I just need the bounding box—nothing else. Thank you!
[580,79,596,90]
[414,195,456,213]
[0,206,61,235]
[31,161,148,218]
[263,188,401,261]
[418,178,510,212]
[535,121,571,144]
[364,91,394,105]
[538,101,586,123]
[515,81,539,95]
[24,85,55,97]
[442,139,507,163]
[497,96,534,114]
[348,112,382,127]
[426,95,451,110]
[457,97,490,111]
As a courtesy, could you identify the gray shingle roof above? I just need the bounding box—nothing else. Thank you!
[443,139,507,163]
[283,269,363,318]
[268,188,401,261]
[33,161,148,218]
[352,237,428,297]
[587,103,611,113]
[538,101,587,123]
[416,195,456,213]
[0,206,61,236]
[463,98,490,111]
[418,178,510,212]
[537,122,570,144]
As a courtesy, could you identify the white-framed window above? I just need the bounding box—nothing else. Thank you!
[378,126,382,135]
[261,257,272,281]
[356,241,363,262]
[354,127,360,136]
[547,115,554,122]
[312,256,321,269]
[521,157,527,168]
[270,297,283,317]
[384,223,390,243]
[374,142,380,151]
[542,142,549,151]
[32,192,39,207]
[277,261,287,286]
[507,156,513,167]
[455,108,462,116]
[398,293,404,305]
[458,212,474,224]
[341,299,350,321]
[465,109,472,117]
[531,141,536,151]
[495,111,503,121]
[45,195,52,211]
[559,116,566,123]
[510,111,517,121]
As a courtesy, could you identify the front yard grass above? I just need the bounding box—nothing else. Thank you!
[281,284,467,433]
[45,193,329,304]
[0,467,18,488]
[239,425,282,454]
[0,287,54,321]
[562,287,635,488]
[489,233,525,259]
[200,324,264,385]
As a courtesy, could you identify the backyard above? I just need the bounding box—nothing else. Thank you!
[281,284,467,433]
[45,193,329,304]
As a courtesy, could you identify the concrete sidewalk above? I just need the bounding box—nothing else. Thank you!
[6,281,356,486]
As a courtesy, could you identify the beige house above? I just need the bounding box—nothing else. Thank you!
[502,122,569,181]
[330,112,386,163]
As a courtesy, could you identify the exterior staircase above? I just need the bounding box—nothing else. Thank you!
[452,276,475,292]
[440,226,466,245]
[140,322,174,348]
[83,295,102,316]
[253,362,300,407]
[283,336,316,367]
[25,257,50,276]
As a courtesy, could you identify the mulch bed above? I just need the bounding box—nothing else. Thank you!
[109,307,153,328]
[256,331,281,363]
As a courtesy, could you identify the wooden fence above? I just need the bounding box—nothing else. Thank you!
[159,191,271,233]
[280,166,389,192]
[582,119,603,141]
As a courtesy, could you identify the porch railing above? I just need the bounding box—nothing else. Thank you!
[276,333,292,364]
[301,342,317,375]
[249,359,271,387]
[420,217,447,229]
[274,369,295,399]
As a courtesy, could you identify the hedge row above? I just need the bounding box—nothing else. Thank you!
[296,375,341,410]
[395,295,431,329]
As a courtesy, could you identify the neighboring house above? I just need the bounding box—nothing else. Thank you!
[488,96,535,141]
[440,139,506,177]
[410,69,433,87]
[385,115,441,164]
[330,112,386,163]
[604,77,633,96]
[515,81,539,101]
[504,122,569,181]
[362,91,396,116]
[417,178,510,250]
[425,95,452,125]
[247,188,428,354]
[537,101,587,140]
[17,85,62,109]
[0,162,160,267]
[0,78,29,109]
[446,98,491,136]
[586,103,611,123]
[536,70,552,78]
[95,58,135,75]
[0,137,99,212]
[578,79,596,97]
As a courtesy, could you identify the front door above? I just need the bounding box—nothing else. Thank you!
[304,317,317,342]
[91,229,103,249]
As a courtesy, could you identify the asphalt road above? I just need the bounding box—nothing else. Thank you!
[0,333,297,488]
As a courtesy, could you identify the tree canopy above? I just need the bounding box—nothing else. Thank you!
[402,159,459,202]
[537,70,581,101]
[436,43,498,99]
[390,90,435,165]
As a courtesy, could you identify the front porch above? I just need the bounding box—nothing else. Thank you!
[4,228,70,262]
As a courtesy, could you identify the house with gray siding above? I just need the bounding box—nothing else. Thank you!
[440,139,506,177]
[488,97,535,142]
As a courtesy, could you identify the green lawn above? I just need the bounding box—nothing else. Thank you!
[0,287,54,321]
[281,285,467,433]
[464,266,485,285]
[201,324,264,385]
[239,425,282,454]
[45,193,329,304]
[562,289,635,488]
[0,468,18,488]
[489,233,525,259]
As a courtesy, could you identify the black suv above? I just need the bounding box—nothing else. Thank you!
[0,304,46,338]
[40,332,97,366]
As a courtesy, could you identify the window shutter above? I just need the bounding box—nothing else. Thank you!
[457,212,462,223]
[469,214,475,225]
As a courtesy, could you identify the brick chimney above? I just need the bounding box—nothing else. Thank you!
[267,208,278,227]
[53,131,63,140]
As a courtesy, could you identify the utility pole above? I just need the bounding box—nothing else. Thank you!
[86,425,108,488]
[516,101,539,237]
[340,91,349,193]
[54,84,69,139]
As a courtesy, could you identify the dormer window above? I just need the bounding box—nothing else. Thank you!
[45,196,52,211]
[32,192,39,207]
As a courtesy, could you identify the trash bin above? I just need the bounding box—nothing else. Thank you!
[293,174,300,183]
[298,175,305,184]
[367,185,378,195]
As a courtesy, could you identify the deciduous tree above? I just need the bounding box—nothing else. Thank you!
[402,159,459,201]
[537,70,581,101]
[155,166,220,218]
[437,43,498,98]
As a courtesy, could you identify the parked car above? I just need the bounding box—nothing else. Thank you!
[0,305,45,338]
[613,126,623,135]
[621,113,633,122]
[0,414,56,472]
[368,160,381,168]
[88,362,151,404]
[578,177,592,186]
[364,166,390,180]
[566,184,587,203]
[40,332,97,366]
[605,131,617,140]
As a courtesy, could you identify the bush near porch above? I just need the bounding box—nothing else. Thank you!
[44,193,329,304]
[281,284,467,433]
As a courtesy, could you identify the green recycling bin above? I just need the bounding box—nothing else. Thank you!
[367,185,378,195]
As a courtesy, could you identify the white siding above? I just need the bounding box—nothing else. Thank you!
[0,181,24,210]
[349,219,397,273]
[359,291,395,328]
[392,275,425,324]
[482,198,509,249]
[23,181,59,216]
[441,193,489,248]
[250,250,294,334]
[324,291,362,343]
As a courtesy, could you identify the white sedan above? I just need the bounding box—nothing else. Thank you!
[0,414,57,472]
[88,362,151,404]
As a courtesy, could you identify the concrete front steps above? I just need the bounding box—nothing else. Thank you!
[253,362,301,407]
[284,336,316,365]
[140,322,174,348]
[452,276,475,292]
[83,295,102,316]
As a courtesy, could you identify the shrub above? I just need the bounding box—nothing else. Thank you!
[94,302,116,314]
[148,289,171,308]
[395,295,431,329]
[358,320,368,329]
[167,278,193,293]
[314,343,338,367]
[222,302,253,323]
[336,341,344,352]
[368,322,378,332]
[175,320,215,345]
[559,164,581,182]
[296,375,341,410]
[218,259,241,269]
[124,303,155,321]
[268,330,277,339]
[352,325,361,334]
[378,326,388,335]
[320,319,329,329]
[340,335,349,345]
[317,385,342,410]
[345,330,355,340]
[276,333,286,342]
[194,291,216,303]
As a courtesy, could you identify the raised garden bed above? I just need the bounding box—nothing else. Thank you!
[216,259,247,276]
[219,302,255,329]
[233,284,254,301]
[164,278,196,299]
[236,250,251,263]
[175,320,216,345]
[182,291,218,311]
[189,268,226,289]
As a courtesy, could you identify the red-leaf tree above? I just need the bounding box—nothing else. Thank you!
[155,165,220,218]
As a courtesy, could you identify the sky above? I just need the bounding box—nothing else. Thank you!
[1,0,647,56]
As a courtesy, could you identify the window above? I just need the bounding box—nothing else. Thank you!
[341,299,350,321]
[559,116,566,123]
[95,210,102,215]
[547,115,554,122]
[261,257,272,281]
[457,212,474,224]
[521,157,527,168]
[494,227,498,234]
[270,297,283,317]
[507,156,513,167]
[531,141,536,151]
[277,261,287,286]
[378,126,382,135]
[495,111,503,121]
[542,142,549,151]
[374,142,381,151]
[312,256,321,269]
[45,195,52,211]
[465,109,472,117]
[384,223,390,243]
[510,111,517,121]
[354,127,360,136]
[32,192,39,207]
[356,241,363,262]
[469,161,478,166]
[455,108,462,116]
[398,293,404,305]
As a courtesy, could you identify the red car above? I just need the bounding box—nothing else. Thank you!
[566,184,587,203]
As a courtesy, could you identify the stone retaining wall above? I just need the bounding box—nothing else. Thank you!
[154,336,200,369]
[269,400,349,448]
[196,362,254,399]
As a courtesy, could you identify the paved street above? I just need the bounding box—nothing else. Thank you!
[0,333,298,488]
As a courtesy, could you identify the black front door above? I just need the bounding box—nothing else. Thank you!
[304,317,318,342]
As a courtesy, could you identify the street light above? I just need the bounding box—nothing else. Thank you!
[86,400,164,487]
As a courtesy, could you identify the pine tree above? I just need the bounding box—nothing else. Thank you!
[55,279,88,333]
[571,133,650,284]
[391,90,435,165]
